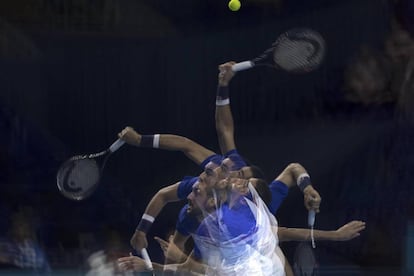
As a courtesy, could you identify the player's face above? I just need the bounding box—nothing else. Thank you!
[227,166,254,179]
[229,177,250,195]
[204,161,220,172]
[199,169,219,188]
[187,182,209,216]
[225,177,260,196]
[206,158,235,181]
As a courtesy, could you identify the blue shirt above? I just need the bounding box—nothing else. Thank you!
[193,200,256,260]
[268,180,289,214]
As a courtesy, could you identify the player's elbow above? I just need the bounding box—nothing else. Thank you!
[287,162,302,170]
[286,162,306,174]
[156,188,173,203]
[179,137,198,153]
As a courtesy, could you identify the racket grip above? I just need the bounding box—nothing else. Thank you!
[308,210,316,227]
[232,61,254,72]
[109,138,125,153]
[141,248,153,271]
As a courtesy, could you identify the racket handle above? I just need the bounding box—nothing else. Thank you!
[308,210,316,227]
[232,61,254,72]
[109,138,125,153]
[141,248,153,271]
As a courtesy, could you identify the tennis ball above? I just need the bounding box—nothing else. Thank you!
[228,0,241,11]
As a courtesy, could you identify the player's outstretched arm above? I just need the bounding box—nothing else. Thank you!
[278,220,366,242]
[118,126,216,166]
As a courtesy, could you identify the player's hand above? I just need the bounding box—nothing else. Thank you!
[218,62,236,86]
[334,220,366,241]
[303,185,321,212]
[118,255,146,272]
[118,126,141,146]
[154,236,186,263]
[130,231,148,252]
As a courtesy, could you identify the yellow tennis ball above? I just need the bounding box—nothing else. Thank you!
[228,0,241,11]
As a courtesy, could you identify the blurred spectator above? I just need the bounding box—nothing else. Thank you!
[85,227,132,276]
[393,0,414,37]
[344,20,414,121]
[344,45,393,105]
[0,208,51,274]
[385,22,414,122]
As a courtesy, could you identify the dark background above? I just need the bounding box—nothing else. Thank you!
[0,0,413,274]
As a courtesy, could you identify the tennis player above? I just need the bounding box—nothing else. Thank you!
[119,179,285,275]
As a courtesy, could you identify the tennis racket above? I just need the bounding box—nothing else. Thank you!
[56,138,125,201]
[293,242,319,276]
[309,210,316,249]
[141,248,154,272]
[232,28,325,73]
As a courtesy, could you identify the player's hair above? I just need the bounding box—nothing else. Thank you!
[249,165,266,180]
[252,178,272,206]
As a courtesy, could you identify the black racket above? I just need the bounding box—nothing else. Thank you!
[56,138,125,201]
[293,242,319,276]
[232,28,325,73]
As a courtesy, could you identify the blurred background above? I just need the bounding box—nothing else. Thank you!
[0,0,414,275]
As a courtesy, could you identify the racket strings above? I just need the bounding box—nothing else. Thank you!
[275,40,318,69]
[57,158,100,200]
[274,30,325,72]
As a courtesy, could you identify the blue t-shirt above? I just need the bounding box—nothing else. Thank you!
[200,154,224,169]
[224,149,247,170]
[268,180,288,214]
[193,201,256,260]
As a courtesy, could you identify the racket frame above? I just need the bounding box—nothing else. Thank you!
[56,139,125,201]
[232,28,325,73]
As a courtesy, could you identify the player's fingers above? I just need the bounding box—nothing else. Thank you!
[118,256,133,262]
[311,197,321,210]
[154,236,168,246]
[224,63,234,70]
[154,237,169,252]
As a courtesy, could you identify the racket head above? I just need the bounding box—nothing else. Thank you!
[56,154,102,201]
[293,242,319,276]
[271,28,326,73]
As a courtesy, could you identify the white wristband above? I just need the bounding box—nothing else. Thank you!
[153,134,160,148]
[164,264,178,272]
[216,99,230,106]
[142,213,155,223]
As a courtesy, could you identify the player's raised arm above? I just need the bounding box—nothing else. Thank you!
[215,61,237,155]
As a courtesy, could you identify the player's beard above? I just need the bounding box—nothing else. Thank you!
[187,200,203,217]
